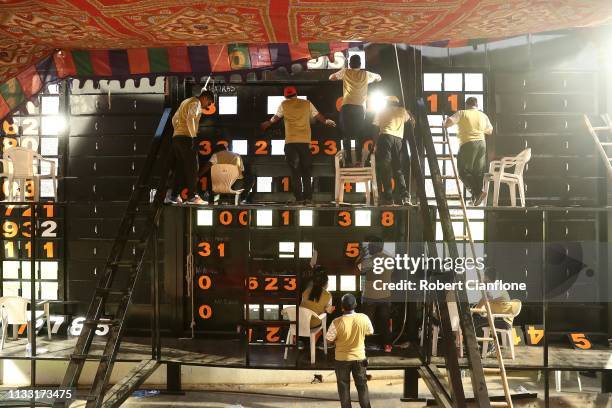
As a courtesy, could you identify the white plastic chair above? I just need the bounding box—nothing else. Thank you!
[431,302,463,357]
[0,297,52,350]
[481,300,522,360]
[282,306,327,364]
[483,148,531,207]
[3,147,57,201]
[211,164,244,205]
[335,145,378,206]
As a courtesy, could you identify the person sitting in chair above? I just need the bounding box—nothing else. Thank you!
[199,144,254,203]
[301,266,335,328]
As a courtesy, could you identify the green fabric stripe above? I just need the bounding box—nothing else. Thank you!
[308,42,330,58]
[72,50,93,76]
[228,43,251,69]
[148,48,169,73]
[0,78,25,109]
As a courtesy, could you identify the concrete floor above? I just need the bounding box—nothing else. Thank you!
[121,373,612,408]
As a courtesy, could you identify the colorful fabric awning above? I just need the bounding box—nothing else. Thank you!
[0,42,349,121]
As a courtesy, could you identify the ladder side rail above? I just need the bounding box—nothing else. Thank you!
[58,107,174,396]
[585,114,612,178]
[404,124,462,405]
[416,98,491,408]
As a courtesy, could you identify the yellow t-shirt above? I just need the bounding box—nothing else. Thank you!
[375,106,410,138]
[172,96,201,137]
[276,98,318,144]
[301,287,332,328]
[450,108,493,146]
[331,313,373,361]
[331,68,381,107]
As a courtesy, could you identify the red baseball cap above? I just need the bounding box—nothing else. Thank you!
[284,86,297,97]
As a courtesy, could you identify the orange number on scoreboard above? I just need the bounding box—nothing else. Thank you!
[2,120,18,135]
[217,242,225,257]
[198,305,213,319]
[323,140,338,155]
[345,243,360,258]
[266,327,281,342]
[255,140,269,155]
[4,241,15,258]
[219,210,232,225]
[43,204,55,217]
[199,140,212,155]
[527,325,544,346]
[344,183,352,193]
[238,210,249,226]
[310,140,320,155]
[21,221,31,238]
[448,94,458,112]
[381,211,394,227]
[363,139,374,154]
[281,177,290,192]
[570,333,592,350]
[198,275,212,290]
[197,242,211,257]
[283,277,296,291]
[338,211,351,227]
[2,221,18,238]
[264,277,279,291]
[3,138,18,150]
[248,277,259,290]
[43,242,54,258]
[281,210,290,226]
[427,94,438,112]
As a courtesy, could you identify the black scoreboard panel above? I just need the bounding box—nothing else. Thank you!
[182,80,383,203]
[188,207,411,364]
[0,87,64,304]
[66,78,167,327]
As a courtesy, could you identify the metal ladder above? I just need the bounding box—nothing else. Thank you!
[54,107,173,408]
[583,113,612,179]
[438,123,513,407]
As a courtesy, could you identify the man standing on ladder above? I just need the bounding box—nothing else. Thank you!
[261,86,335,205]
[166,89,215,205]
[444,96,493,206]
[329,54,381,167]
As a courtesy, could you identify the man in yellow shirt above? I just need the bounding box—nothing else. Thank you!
[166,89,215,205]
[326,293,374,408]
[261,86,335,205]
[329,54,381,166]
[444,97,493,206]
[373,96,413,205]
[199,144,254,203]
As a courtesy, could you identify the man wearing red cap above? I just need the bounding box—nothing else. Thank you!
[261,86,335,205]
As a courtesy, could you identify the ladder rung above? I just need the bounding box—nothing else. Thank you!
[95,288,128,296]
[446,194,462,200]
[455,235,469,240]
[83,318,120,327]
[476,337,495,342]
[592,126,612,131]
[600,142,612,146]
[110,261,138,268]
[70,354,111,361]
[433,141,447,144]
[441,175,457,179]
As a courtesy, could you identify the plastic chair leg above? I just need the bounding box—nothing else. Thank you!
[284,331,292,360]
[509,183,517,207]
[519,179,526,207]
[493,179,501,206]
[481,327,490,358]
[310,334,316,364]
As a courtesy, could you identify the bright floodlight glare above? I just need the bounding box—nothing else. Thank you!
[370,91,387,113]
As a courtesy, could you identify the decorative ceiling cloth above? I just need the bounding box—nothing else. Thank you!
[1,0,612,120]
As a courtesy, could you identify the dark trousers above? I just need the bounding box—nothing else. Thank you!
[457,140,486,197]
[284,143,312,201]
[170,136,198,199]
[340,104,366,164]
[335,360,371,408]
[375,134,408,200]
[232,173,255,201]
[362,301,393,346]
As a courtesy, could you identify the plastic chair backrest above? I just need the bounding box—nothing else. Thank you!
[510,299,522,317]
[0,296,29,324]
[211,164,240,193]
[513,148,531,176]
[282,306,318,337]
[3,147,37,178]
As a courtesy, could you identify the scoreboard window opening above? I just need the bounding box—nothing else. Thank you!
[340,275,357,292]
[257,210,274,226]
[256,177,273,193]
[219,96,238,115]
[354,210,372,227]
[231,139,248,155]
[299,210,313,227]
[271,140,285,155]
[197,209,214,226]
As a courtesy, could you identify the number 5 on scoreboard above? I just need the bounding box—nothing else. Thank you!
[568,333,592,350]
